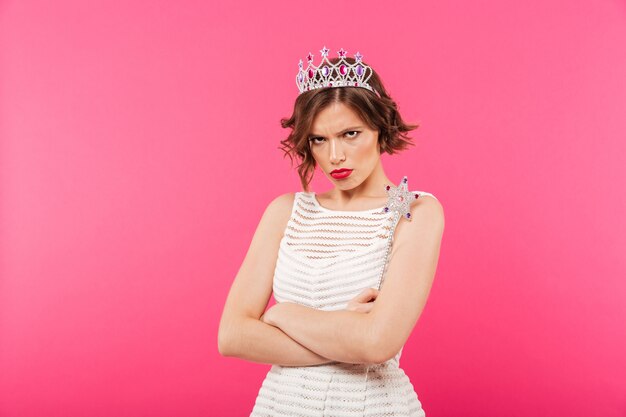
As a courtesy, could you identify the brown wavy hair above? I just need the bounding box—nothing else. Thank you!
[279,56,418,192]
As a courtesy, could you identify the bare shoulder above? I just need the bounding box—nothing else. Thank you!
[261,192,296,236]
[267,192,296,213]
[394,193,445,243]
[412,194,444,222]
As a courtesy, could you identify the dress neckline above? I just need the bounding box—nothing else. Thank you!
[310,191,388,214]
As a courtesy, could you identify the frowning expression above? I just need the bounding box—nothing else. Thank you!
[308,102,380,187]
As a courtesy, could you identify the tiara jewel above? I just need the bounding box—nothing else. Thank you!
[295,46,380,97]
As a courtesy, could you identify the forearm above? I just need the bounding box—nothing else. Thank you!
[265,303,375,365]
[220,317,336,367]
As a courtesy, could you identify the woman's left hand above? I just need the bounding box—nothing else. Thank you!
[345,288,379,314]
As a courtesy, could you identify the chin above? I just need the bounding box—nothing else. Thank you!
[336,179,359,188]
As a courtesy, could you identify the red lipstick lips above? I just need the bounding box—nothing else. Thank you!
[330,168,353,179]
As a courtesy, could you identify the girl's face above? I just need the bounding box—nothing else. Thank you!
[308,102,380,189]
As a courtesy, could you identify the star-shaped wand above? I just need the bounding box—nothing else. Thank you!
[374,176,421,290]
[383,176,420,221]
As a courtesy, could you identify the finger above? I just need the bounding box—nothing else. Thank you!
[354,288,378,303]
[356,303,373,313]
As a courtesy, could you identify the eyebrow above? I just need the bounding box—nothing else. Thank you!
[308,126,364,138]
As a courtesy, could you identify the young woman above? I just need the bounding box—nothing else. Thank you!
[218,46,445,416]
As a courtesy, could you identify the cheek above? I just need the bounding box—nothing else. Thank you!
[309,148,324,165]
[310,147,321,160]
[354,137,379,159]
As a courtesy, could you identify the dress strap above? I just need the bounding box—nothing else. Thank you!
[289,192,301,219]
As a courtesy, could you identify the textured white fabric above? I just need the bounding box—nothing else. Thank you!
[250,189,437,417]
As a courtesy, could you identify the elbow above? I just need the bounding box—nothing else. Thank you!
[218,315,256,357]
[217,330,232,357]
[217,335,231,357]
[217,321,238,357]
[363,345,393,366]
[362,329,398,365]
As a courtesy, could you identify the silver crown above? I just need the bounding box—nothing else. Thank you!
[296,46,380,97]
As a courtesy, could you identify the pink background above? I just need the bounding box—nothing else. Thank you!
[2,0,625,416]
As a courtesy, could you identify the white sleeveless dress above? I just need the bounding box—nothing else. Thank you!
[250,186,437,417]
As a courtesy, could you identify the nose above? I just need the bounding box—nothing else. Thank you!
[329,138,345,164]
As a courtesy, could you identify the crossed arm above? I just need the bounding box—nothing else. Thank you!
[218,194,444,367]
[261,302,377,364]
[260,196,445,366]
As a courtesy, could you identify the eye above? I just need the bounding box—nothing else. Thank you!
[308,137,325,144]
[308,131,360,145]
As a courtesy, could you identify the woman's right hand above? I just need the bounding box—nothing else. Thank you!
[345,288,379,314]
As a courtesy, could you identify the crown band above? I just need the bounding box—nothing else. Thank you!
[295,46,380,98]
